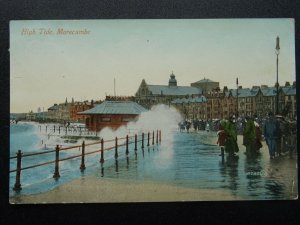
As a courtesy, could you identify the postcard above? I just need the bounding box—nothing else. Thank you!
[9,19,297,203]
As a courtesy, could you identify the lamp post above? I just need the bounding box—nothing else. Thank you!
[236,78,239,117]
[275,36,280,115]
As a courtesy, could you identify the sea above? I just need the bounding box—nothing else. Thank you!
[10,121,116,196]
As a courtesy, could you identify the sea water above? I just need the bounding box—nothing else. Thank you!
[9,121,117,196]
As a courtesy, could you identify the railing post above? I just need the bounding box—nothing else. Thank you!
[126,135,129,155]
[159,130,161,143]
[142,133,144,149]
[152,131,154,145]
[13,150,22,192]
[46,125,47,133]
[59,126,61,134]
[100,138,104,163]
[80,141,86,171]
[134,134,137,152]
[156,130,158,145]
[53,145,60,179]
[115,137,118,159]
[147,132,150,147]
[54,125,56,133]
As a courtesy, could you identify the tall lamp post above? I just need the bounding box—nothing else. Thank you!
[275,36,280,115]
[236,77,239,117]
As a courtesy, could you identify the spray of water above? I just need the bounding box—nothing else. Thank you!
[98,104,183,143]
[97,104,183,166]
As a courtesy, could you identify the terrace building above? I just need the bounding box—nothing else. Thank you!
[171,81,296,120]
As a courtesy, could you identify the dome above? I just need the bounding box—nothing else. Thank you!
[168,72,177,86]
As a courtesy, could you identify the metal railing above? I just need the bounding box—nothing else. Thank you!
[10,130,162,192]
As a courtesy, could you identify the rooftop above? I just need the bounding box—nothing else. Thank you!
[193,78,217,83]
[171,96,207,104]
[147,85,202,96]
[78,101,147,115]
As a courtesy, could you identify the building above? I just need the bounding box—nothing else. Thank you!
[171,96,208,120]
[280,81,297,119]
[79,101,148,131]
[69,99,95,123]
[26,110,36,121]
[47,99,72,122]
[135,72,202,109]
[221,82,296,119]
[226,87,258,117]
[170,80,296,120]
[47,104,60,120]
[191,78,219,94]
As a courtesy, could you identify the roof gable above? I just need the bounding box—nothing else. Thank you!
[281,86,296,96]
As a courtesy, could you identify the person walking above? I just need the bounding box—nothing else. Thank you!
[185,120,191,133]
[263,112,280,159]
[178,121,185,132]
[217,120,227,158]
[254,119,263,152]
[224,116,239,157]
[243,116,256,155]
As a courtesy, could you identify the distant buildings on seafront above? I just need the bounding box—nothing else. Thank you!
[135,73,297,120]
[19,72,296,129]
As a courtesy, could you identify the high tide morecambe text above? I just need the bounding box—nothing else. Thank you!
[21,28,91,36]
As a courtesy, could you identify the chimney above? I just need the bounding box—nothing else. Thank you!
[285,81,290,87]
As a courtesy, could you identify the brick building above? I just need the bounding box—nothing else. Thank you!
[79,101,147,131]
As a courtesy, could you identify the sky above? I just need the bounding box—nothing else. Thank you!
[10,19,296,113]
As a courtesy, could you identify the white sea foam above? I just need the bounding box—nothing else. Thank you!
[98,104,182,144]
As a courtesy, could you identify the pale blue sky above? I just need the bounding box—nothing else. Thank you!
[10,19,295,113]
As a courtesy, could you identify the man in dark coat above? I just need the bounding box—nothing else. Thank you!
[263,112,281,159]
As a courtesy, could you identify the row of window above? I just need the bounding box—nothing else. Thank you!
[98,117,135,123]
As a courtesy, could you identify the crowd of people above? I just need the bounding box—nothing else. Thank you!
[178,113,297,160]
[178,119,220,133]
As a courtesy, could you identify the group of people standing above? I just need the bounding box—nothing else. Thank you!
[178,119,219,133]
[179,112,296,160]
[217,112,296,159]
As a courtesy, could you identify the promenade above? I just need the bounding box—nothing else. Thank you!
[10,131,297,203]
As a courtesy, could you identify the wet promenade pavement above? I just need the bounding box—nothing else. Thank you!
[99,130,298,200]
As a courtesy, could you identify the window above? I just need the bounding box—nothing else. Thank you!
[122,117,135,122]
[101,117,111,122]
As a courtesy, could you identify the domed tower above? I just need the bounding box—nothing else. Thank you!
[168,72,177,87]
